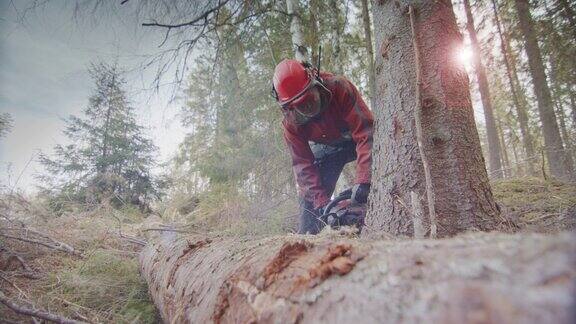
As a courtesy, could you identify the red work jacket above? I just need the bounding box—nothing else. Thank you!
[282,74,374,208]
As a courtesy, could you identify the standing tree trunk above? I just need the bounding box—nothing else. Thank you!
[463,0,503,179]
[364,0,503,238]
[549,55,575,160]
[329,0,344,75]
[513,0,574,180]
[557,0,576,40]
[571,90,576,129]
[490,0,535,175]
[360,0,376,108]
[497,117,512,177]
[286,0,307,61]
[556,103,573,157]
[309,0,321,65]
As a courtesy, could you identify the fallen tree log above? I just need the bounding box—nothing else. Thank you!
[140,231,576,323]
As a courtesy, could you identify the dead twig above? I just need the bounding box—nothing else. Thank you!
[410,191,425,239]
[141,0,231,29]
[0,272,29,299]
[142,227,192,233]
[0,233,82,257]
[409,5,437,238]
[0,291,86,324]
[0,247,33,272]
[0,247,42,279]
[118,233,147,247]
[108,208,147,246]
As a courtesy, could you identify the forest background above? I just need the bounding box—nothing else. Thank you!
[0,0,575,322]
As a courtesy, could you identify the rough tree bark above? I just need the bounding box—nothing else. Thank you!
[309,0,321,65]
[497,118,512,177]
[364,0,502,238]
[360,0,376,108]
[557,0,576,40]
[463,0,504,179]
[513,0,574,180]
[490,0,535,175]
[140,232,576,323]
[286,0,307,61]
[571,90,576,129]
[329,0,344,75]
[549,56,575,159]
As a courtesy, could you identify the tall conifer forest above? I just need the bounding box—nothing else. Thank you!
[1,1,575,323]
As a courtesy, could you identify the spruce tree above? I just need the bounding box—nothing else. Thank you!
[39,62,157,209]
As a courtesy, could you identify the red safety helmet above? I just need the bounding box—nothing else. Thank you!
[272,59,315,106]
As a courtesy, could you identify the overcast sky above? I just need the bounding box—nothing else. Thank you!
[0,1,187,192]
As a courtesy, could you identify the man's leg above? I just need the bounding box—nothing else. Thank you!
[297,141,357,234]
[297,198,322,234]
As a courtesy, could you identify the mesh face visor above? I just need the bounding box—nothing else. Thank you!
[290,88,322,117]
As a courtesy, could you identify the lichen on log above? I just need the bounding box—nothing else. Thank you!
[140,232,576,323]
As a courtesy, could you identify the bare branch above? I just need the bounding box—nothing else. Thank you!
[0,291,86,324]
[0,272,29,299]
[0,233,82,257]
[142,0,232,29]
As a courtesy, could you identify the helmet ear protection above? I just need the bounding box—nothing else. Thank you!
[271,84,279,102]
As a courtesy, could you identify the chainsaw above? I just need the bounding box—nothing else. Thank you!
[319,188,367,232]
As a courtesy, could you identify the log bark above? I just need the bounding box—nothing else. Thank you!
[365,0,502,238]
[140,232,576,323]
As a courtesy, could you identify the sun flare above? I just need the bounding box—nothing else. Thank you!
[456,46,474,66]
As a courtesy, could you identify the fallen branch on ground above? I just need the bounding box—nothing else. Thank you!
[142,227,193,233]
[0,233,82,257]
[0,272,29,299]
[0,291,86,324]
[118,233,147,246]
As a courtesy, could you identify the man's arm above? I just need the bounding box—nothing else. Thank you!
[338,78,374,185]
[283,127,330,208]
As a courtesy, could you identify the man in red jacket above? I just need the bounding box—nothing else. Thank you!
[272,59,374,234]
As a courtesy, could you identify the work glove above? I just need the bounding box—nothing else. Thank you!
[351,183,370,205]
[314,204,328,217]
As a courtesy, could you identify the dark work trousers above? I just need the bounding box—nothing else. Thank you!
[298,139,357,234]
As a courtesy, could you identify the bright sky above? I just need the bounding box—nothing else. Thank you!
[0,1,187,192]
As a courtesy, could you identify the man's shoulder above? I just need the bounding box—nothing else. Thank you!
[322,73,349,87]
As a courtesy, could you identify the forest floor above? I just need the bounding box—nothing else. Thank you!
[0,177,575,323]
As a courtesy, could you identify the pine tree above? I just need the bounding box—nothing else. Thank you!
[39,62,157,209]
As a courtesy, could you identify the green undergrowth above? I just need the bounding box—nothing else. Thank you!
[492,177,576,231]
[173,183,299,237]
[41,249,157,323]
[3,177,573,323]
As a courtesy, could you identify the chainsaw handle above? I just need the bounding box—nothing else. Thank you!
[322,188,352,216]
